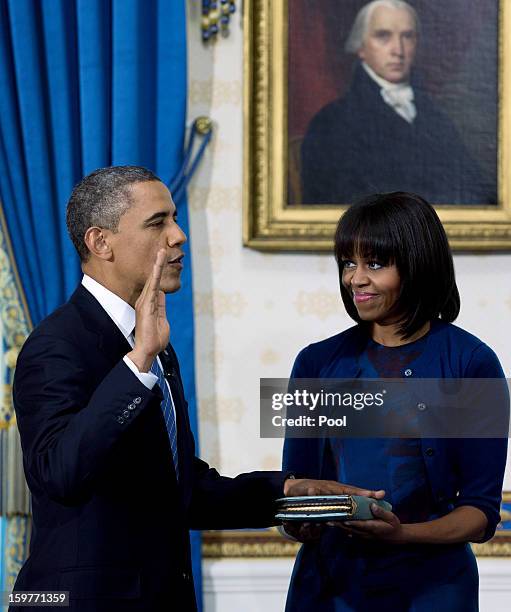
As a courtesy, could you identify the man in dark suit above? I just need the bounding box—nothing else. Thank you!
[301,0,493,205]
[10,166,369,611]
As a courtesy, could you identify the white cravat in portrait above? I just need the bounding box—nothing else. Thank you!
[362,61,417,124]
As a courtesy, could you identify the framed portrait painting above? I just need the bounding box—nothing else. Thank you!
[243,0,511,250]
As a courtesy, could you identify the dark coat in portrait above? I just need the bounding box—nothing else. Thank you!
[301,64,494,205]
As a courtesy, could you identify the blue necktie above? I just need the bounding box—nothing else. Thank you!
[151,356,179,479]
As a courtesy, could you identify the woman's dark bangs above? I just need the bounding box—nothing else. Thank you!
[336,210,397,265]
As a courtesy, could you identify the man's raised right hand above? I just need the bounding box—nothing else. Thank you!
[127,249,170,372]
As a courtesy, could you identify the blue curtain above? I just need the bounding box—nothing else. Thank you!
[0,0,201,606]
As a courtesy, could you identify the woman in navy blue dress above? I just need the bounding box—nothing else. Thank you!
[283,192,508,611]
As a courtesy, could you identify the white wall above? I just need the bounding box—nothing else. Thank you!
[185,3,511,611]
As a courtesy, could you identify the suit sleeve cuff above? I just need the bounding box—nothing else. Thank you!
[123,355,158,389]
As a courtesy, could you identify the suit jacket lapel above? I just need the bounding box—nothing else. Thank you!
[69,284,133,366]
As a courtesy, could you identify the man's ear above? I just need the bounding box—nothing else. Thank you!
[357,46,366,62]
[84,227,113,260]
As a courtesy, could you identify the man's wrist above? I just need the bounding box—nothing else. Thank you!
[126,349,155,373]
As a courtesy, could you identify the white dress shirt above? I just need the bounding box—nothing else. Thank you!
[362,62,417,124]
[81,274,178,427]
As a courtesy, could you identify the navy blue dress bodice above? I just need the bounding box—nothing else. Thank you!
[330,336,437,526]
[283,321,506,611]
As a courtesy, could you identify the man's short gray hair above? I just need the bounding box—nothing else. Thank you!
[66,165,161,262]
[345,0,419,54]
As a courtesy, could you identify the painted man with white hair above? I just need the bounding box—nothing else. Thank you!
[301,0,492,205]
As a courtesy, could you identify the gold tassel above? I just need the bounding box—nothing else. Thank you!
[201,0,236,41]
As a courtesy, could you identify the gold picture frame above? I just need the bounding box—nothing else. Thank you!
[243,0,511,251]
[203,492,511,558]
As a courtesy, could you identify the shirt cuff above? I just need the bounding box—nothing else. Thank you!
[123,355,158,390]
